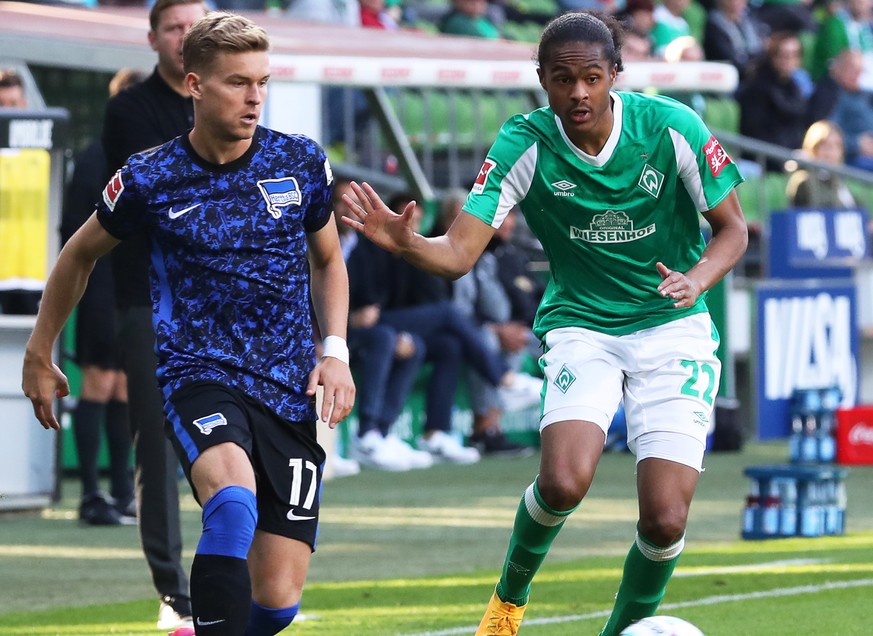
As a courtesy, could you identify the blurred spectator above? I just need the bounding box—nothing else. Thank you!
[438,0,501,39]
[334,179,433,472]
[753,0,816,34]
[491,212,546,330]
[345,190,537,464]
[213,0,266,9]
[810,0,873,89]
[383,192,539,463]
[0,68,27,108]
[786,120,859,207]
[702,0,768,82]
[663,34,705,61]
[61,68,146,527]
[360,0,400,28]
[616,0,656,36]
[737,32,809,170]
[614,0,656,60]
[438,192,536,458]
[623,30,655,60]
[557,0,618,13]
[806,49,873,170]
[287,0,361,24]
[650,0,696,58]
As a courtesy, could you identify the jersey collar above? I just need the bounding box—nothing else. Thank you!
[554,91,623,167]
[181,126,262,172]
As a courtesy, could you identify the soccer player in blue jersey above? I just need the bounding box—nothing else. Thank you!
[23,13,354,636]
[342,11,748,636]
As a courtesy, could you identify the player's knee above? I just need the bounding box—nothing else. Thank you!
[639,510,687,547]
[197,485,258,559]
[254,581,304,610]
[245,600,300,636]
[536,471,591,511]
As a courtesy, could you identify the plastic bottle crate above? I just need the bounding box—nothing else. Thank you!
[788,387,840,464]
[741,464,848,540]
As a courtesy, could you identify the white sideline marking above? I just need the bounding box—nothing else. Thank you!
[401,577,873,636]
[673,558,829,576]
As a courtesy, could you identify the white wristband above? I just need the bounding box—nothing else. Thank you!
[321,335,349,365]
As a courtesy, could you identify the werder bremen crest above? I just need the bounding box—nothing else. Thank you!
[637,163,664,199]
[570,210,656,244]
[554,364,576,394]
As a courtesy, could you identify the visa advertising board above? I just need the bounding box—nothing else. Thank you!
[756,282,858,439]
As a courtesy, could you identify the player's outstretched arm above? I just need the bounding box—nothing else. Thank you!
[22,214,120,430]
[340,181,495,280]
[657,190,748,308]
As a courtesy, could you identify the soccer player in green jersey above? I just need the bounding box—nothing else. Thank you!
[342,11,748,636]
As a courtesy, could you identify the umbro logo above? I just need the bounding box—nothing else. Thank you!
[551,180,576,191]
[168,203,201,219]
[551,180,576,197]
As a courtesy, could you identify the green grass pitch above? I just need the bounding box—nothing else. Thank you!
[1,441,871,635]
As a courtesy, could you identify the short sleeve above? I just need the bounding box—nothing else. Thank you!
[303,150,334,233]
[95,165,147,240]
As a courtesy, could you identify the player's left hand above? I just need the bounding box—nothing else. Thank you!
[656,261,702,309]
[306,357,356,428]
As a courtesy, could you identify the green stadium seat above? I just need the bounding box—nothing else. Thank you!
[737,171,790,224]
[703,96,740,134]
[387,88,533,151]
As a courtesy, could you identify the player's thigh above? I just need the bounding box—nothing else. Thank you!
[249,409,325,552]
[624,314,721,469]
[248,530,312,607]
[164,381,256,502]
[540,327,625,434]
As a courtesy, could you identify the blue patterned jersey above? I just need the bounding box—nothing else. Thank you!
[96,127,333,423]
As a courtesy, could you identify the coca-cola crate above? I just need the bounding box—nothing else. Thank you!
[836,407,873,465]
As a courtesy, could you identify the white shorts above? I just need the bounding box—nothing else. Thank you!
[539,313,721,471]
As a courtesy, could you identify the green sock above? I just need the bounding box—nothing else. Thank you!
[495,479,578,606]
[599,530,684,636]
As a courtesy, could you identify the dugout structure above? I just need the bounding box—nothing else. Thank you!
[0,106,69,510]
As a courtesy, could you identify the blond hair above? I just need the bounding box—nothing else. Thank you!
[182,12,270,75]
[108,68,147,98]
[802,120,844,157]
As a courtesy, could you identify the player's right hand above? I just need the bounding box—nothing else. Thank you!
[339,181,416,254]
[22,350,70,431]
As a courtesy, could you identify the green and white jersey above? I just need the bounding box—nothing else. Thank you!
[463,91,743,339]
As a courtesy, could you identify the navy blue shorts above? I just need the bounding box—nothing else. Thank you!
[164,381,325,550]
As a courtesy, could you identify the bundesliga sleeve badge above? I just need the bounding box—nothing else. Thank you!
[102,170,125,211]
[471,159,496,194]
